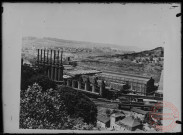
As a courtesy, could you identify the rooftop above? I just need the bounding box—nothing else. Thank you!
[97,114,110,123]
[100,72,150,84]
[131,107,148,115]
[143,99,158,102]
[97,107,108,115]
[135,129,144,132]
[116,116,141,127]
[112,112,125,118]
[67,69,101,76]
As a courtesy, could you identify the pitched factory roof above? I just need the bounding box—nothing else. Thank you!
[100,72,150,83]
[67,70,101,76]
[117,116,141,127]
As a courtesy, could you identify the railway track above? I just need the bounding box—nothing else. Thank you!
[89,98,158,109]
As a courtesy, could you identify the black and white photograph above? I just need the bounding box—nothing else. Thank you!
[2,3,181,133]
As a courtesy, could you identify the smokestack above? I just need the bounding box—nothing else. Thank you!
[50,50,52,64]
[53,50,56,64]
[40,49,42,62]
[57,50,59,64]
[21,58,23,66]
[47,49,49,64]
[37,49,39,65]
[44,49,45,63]
[61,48,63,64]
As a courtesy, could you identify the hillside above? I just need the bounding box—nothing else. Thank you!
[131,47,164,57]
[112,47,164,59]
[22,36,141,52]
[79,47,164,83]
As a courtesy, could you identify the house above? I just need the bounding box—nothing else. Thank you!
[97,108,125,129]
[97,107,147,131]
[110,113,126,129]
[115,116,143,131]
[97,114,110,128]
[130,107,148,121]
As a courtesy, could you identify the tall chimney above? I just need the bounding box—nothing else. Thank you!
[37,49,39,65]
[21,58,23,66]
[53,50,56,64]
[61,48,63,64]
[40,49,42,62]
[47,49,49,64]
[43,49,45,64]
[57,50,60,64]
[59,48,63,81]
[50,50,52,64]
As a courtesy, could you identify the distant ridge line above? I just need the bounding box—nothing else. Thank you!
[22,36,142,52]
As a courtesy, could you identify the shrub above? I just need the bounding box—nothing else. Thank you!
[123,82,130,90]
[59,86,98,125]
[146,77,156,95]
[20,84,96,130]
[21,64,56,91]
[28,75,56,91]
[20,84,68,129]
[72,118,94,130]
[105,109,111,117]
[21,64,37,90]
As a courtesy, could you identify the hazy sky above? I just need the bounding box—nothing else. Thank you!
[6,3,181,50]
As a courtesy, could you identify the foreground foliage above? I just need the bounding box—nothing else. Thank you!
[58,86,98,125]
[20,84,68,129]
[20,84,97,129]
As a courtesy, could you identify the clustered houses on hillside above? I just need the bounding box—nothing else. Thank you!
[61,47,93,53]
[96,106,158,132]
[130,107,147,120]
[132,56,164,64]
[114,116,142,131]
